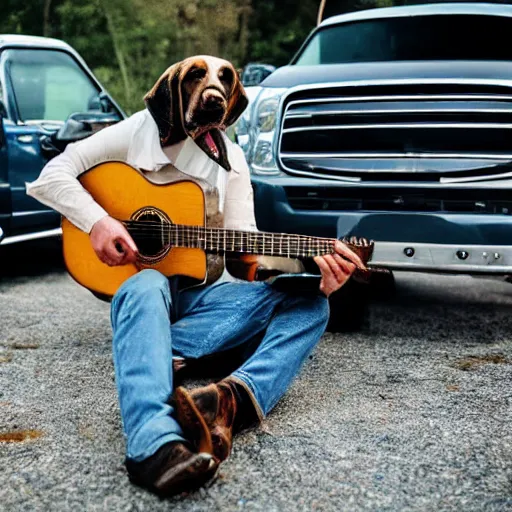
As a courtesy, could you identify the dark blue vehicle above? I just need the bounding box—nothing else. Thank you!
[0,35,124,246]
[239,3,512,278]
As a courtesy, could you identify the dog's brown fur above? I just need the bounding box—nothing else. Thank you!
[144,55,248,171]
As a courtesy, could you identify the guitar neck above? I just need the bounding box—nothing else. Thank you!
[151,224,336,259]
[174,225,335,258]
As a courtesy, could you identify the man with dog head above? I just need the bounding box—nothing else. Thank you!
[27,56,364,496]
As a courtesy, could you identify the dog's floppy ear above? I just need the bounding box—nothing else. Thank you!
[144,63,187,146]
[224,66,249,128]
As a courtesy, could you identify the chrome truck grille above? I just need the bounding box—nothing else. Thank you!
[277,83,512,181]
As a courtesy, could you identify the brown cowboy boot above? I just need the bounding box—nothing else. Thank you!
[174,381,238,463]
[125,441,215,496]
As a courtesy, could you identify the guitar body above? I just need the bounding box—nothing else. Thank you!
[62,162,208,297]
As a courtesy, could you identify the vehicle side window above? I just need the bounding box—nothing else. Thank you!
[5,49,100,123]
[0,80,5,146]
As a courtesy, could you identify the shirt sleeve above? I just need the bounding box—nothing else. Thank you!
[26,115,138,233]
[223,143,258,232]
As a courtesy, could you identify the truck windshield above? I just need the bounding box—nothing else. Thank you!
[5,49,100,122]
[295,15,512,65]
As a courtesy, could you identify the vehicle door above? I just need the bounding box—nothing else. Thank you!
[0,84,9,238]
[0,47,108,233]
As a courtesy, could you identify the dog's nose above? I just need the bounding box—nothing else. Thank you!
[202,90,224,110]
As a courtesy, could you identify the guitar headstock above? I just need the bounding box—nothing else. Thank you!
[339,236,374,266]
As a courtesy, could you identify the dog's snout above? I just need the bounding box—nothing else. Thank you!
[202,89,225,109]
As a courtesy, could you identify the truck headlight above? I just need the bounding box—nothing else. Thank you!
[250,88,287,175]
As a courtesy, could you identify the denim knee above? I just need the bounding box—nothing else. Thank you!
[112,269,171,312]
[284,293,330,329]
[310,294,330,328]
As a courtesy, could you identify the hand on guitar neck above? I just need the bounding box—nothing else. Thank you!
[90,216,139,267]
[313,239,365,297]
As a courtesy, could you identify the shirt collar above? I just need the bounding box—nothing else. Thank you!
[133,109,237,174]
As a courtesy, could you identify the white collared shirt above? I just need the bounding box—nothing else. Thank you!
[26,109,257,234]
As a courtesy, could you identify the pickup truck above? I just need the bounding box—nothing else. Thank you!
[236,3,512,326]
[0,34,124,246]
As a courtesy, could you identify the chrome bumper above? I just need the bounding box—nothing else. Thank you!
[372,241,512,274]
[0,227,62,246]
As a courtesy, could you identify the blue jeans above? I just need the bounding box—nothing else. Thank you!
[111,269,329,462]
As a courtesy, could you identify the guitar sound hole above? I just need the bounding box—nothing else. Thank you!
[130,208,171,263]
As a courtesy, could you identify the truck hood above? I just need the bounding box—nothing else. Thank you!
[261,60,512,89]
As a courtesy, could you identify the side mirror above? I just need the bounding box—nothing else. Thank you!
[241,63,276,87]
[87,92,115,114]
[0,101,6,149]
[99,92,116,113]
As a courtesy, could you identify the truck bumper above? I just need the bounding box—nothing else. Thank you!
[0,227,61,246]
[252,175,512,275]
[371,241,512,274]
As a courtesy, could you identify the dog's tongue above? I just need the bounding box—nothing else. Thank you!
[204,131,219,159]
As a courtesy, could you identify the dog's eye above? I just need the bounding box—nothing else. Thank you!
[186,68,206,81]
[219,67,234,88]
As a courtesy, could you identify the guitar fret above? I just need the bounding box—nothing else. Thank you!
[168,225,340,261]
[201,226,204,249]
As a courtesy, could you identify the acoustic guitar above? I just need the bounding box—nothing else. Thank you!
[61,161,378,297]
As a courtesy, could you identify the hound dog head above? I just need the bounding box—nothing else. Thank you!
[144,55,248,171]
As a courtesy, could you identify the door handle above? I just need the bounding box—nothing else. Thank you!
[17,135,35,144]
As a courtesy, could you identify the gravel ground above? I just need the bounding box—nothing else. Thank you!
[1,241,511,511]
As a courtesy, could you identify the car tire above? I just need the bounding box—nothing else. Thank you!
[368,270,396,301]
[326,271,396,333]
[327,278,369,333]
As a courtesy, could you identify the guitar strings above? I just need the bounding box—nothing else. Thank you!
[123,232,337,245]
[120,234,335,252]
[122,228,337,244]
[121,231,336,246]
[120,231,335,255]
[123,231,338,248]
[121,221,369,247]
[119,220,369,258]
[121,220,339,242]
[122,232,336,246]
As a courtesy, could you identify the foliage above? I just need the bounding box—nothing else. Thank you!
[1,0,499,113]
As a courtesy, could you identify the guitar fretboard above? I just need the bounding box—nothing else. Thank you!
[125,221,336,259]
